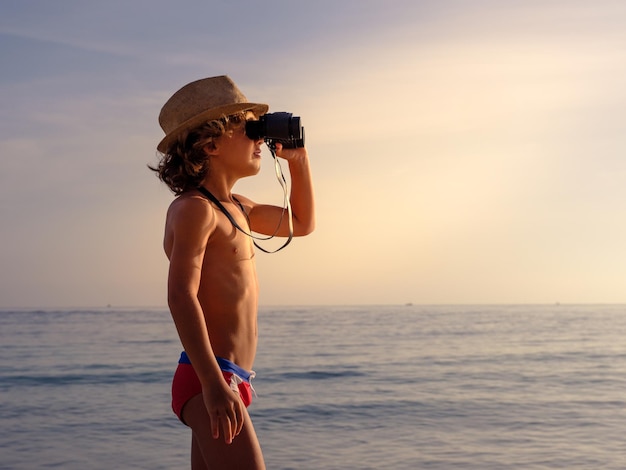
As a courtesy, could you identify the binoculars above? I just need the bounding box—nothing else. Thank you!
[245,112,305,149]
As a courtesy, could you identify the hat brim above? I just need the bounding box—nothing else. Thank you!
[157,102,269,153]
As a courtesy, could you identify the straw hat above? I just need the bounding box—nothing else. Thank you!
[157,75,269,152]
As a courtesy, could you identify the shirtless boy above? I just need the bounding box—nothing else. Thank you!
[151,76,315,469]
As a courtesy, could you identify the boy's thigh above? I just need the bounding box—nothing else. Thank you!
[184,394,265,470]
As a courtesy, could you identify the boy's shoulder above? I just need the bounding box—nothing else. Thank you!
[231,193,256,211]
[170,190,211,208]
[167,191,216,225]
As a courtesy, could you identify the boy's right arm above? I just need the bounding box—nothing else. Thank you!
[166,197,245,444]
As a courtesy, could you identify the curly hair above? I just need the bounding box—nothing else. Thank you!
[150,112,247,195]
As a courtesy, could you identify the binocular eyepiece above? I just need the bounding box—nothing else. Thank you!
[245,112,305,149]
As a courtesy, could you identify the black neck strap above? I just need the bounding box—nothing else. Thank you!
[196,186,292,254]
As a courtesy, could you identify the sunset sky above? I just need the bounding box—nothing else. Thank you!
[1,0,625,308]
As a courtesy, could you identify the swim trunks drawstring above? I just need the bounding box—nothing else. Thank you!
[230,370,258,398]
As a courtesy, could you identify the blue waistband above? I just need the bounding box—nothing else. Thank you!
[178,351,253,382]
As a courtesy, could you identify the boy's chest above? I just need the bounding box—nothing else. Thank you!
[209,212,255,260]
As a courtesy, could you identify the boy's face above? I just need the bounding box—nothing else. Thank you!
[213,112,263,177]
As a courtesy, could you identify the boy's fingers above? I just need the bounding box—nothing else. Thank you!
[209,411,220,439]
[222,415,234,444]
[209,412,235,443]
[206,394,244,443]
[234,403,245,435]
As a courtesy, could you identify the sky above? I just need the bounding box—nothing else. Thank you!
[1,0,625,308]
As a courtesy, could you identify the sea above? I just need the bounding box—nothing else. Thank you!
[1,304,625,469]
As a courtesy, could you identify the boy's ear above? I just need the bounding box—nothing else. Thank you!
[203,141,218,157]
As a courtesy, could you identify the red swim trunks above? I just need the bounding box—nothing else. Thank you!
[172,352,255,424]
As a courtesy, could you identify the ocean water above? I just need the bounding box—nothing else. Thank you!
[1,304,625,469]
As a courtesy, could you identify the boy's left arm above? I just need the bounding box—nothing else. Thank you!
[245,145,315,237]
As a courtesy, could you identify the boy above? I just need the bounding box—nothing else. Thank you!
[152,76,315,469]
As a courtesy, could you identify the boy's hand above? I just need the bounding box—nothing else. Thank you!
[273,142,308,162]
[202,380,245,444]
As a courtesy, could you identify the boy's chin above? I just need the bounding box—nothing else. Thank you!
[242,166,261,178]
